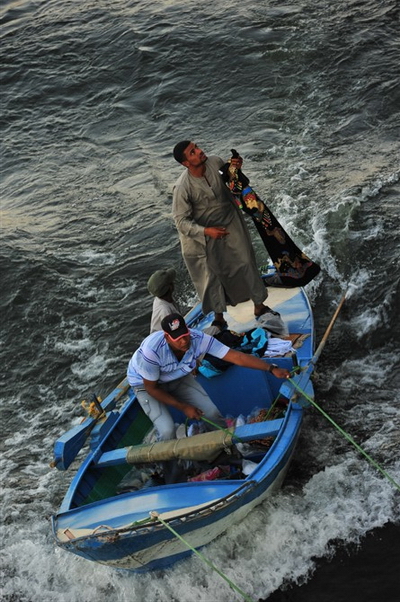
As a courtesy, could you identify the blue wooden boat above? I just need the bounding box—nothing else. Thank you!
[51,282,315,572]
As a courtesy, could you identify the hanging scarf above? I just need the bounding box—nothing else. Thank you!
[220,149,320,287]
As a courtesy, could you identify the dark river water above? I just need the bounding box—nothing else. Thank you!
[1,1,399,600]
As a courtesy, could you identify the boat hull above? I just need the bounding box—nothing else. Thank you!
[51,285,313,571]
[53,406,302,571]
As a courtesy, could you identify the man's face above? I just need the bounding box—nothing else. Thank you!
[165,333,191,353]
[182,142,207,168]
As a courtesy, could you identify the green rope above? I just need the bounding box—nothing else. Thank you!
[264,394,282,420]
[150,512,257,602]
[184,417,190,437]
[288,378,400,491]
[201,369,302,432]
[264,366,302,420]
[199,416,244,443]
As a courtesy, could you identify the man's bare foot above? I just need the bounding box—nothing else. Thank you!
[254,304,280,317]
[211,312,228,330]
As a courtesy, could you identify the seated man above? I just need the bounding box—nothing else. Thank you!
[147,268,181,333]
[127,313,290,444]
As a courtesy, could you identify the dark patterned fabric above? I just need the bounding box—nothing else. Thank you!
[220,150,321,287]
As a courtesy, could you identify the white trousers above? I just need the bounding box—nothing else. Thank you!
[134,374,225,440]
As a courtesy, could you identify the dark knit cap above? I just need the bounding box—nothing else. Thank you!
[147,268,176,297]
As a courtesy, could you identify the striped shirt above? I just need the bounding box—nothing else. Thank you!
[127,329,230,387]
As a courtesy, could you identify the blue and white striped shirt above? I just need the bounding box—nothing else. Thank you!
[127,329,230,387]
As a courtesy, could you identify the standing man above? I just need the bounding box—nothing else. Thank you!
[172,141,273,328]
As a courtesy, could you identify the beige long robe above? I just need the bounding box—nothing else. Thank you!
[172,156,267,314]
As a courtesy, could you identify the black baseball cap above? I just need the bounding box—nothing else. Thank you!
[161,313,189,340]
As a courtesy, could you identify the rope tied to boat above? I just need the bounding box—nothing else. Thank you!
[288,378,400,491]
[199,416,245,443]
[150,511,257,602]
[80,393,106,421]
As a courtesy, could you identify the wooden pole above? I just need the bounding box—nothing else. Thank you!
[310,291,348,368]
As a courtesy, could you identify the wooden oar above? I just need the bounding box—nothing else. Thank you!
[50,377,131,470]
[308,291,348,369]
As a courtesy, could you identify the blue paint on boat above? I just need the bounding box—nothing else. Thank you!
[51,284,315,571]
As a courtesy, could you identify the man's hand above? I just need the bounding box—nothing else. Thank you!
[204,226,229,240]
[230,156,243,169]
[222,349,292,379]
[182,404,203,420]
[271,367,290,379]
[143,380,204,420]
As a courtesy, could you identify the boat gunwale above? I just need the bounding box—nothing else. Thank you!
[51,283,314,570]
[53,401,303,543]
[54,478,260,543]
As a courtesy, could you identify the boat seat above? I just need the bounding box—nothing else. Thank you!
[94,418,284,468]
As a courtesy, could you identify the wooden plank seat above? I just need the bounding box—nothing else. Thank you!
[95,418,284,468]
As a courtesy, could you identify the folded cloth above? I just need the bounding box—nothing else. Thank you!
[264,338,294,357]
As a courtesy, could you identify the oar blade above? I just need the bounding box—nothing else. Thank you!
[51,378,131,470]
[52,419,96,470]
